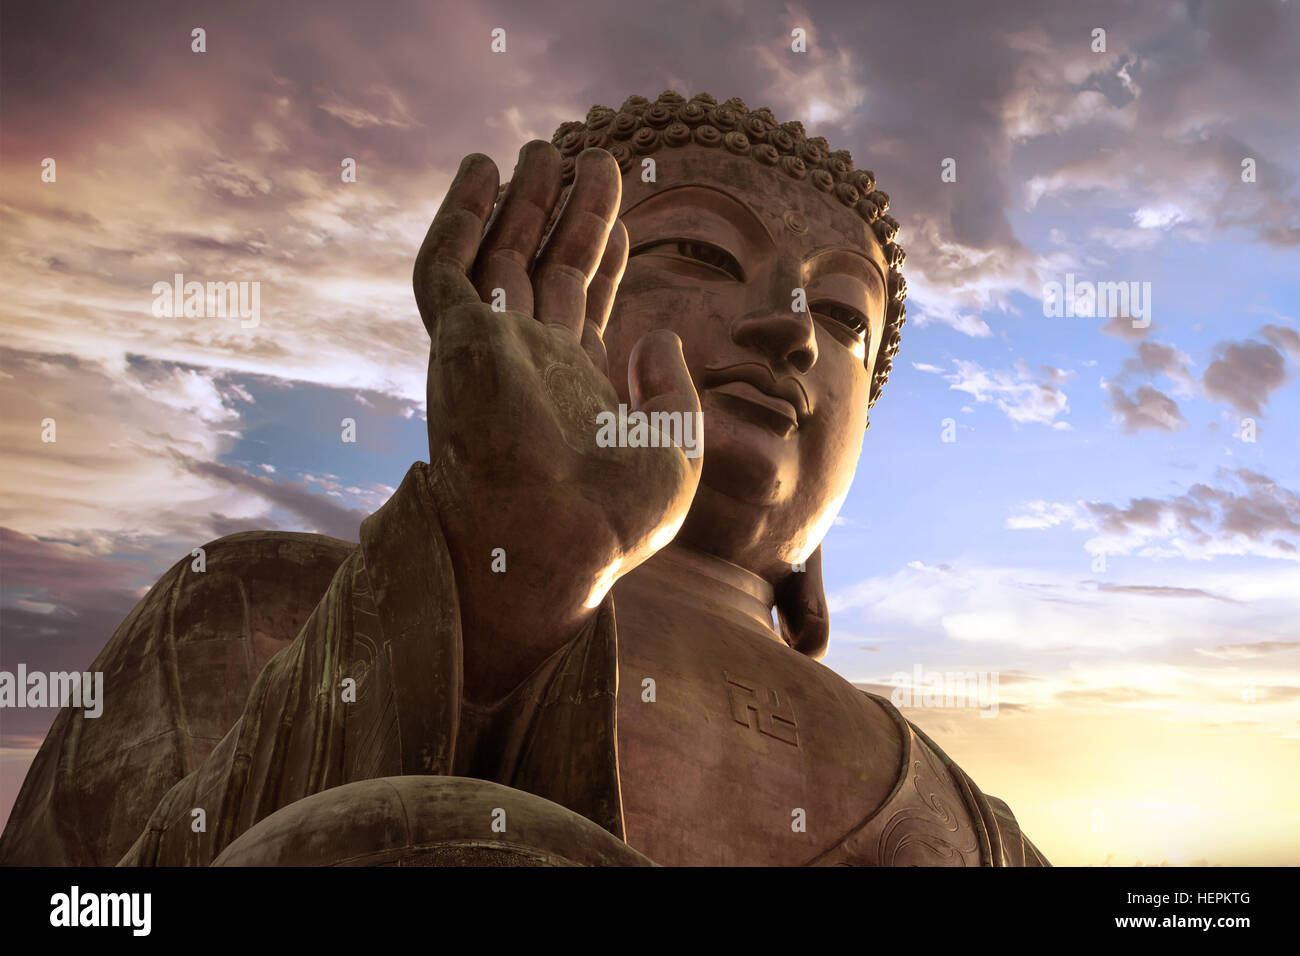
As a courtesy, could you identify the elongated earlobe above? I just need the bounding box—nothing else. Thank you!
[775,545,829,660]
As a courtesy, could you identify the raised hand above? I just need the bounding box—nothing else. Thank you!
[414,142,703,702]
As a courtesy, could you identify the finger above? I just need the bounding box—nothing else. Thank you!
[473,140,562,317]
[584,218,628,337]
[534,148,622,338]
[413,153,499,335]
[581,321,609,376]
[628,329,701,420]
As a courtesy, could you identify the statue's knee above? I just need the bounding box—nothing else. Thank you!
[212,776,654,867]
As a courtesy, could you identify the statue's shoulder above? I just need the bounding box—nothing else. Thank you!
[160,529,356,636]
[167,528,356,584]
[114,528,359,736]
[140,529,358,689]
[815,690,1050,866]
[0,530,355,866]
[896,707,1049,866]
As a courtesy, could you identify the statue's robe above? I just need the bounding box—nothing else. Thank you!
[0,530,353,866]
[0,463,1047,867]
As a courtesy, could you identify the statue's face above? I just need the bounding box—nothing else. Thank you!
[602,146,889,581]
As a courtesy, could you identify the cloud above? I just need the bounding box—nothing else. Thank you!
[1006,501,1088,530]
[1104,328,1294,429]
[317,85,418,130]
[1082,469,1300,560]
[1202,339,1289,415]
[1039,365,1073,386]
[1121,341,1193,388]
[1195,641,1300,661]
[1105,383,1187,433]
[1100,314,1152,341]
[4,0,1300,866]
[1055,686,1177,705]
[918,359,1070,427]
[1007,470,1300,561]
[0,528,146,742]
[170,455,366,542]
[0,349,380,550]
[1259,324,1300,355]
[1102,338,1199,432]
[827,559,1300,655]
[1093,583,1239,602]
[0,349,260,546]
[0,527,140,603]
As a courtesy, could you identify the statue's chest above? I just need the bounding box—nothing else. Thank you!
[611,594,904,866]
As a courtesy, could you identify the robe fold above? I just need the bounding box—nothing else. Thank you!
[116,462,624,866]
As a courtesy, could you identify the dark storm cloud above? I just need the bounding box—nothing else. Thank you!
[0,527,139,604]
[4,0,1297,344]
[0,529,145,741]
[3,0,587,185]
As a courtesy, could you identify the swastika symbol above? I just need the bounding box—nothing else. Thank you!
[724,671,798,747]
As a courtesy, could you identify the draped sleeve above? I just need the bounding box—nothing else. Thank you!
[0,532,352,866]
[118,461,626,866]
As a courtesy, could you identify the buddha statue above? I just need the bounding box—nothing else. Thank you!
[0,92,1047,867]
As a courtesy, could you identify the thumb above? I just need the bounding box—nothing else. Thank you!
[628,329,700,420]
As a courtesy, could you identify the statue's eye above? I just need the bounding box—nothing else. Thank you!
[630,239,744,281]
[811,300,869,340]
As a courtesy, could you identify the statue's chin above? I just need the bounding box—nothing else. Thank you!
[211,777,656,867]
[699,417,799,508]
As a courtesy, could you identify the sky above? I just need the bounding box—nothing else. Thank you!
[1,0,1298,866]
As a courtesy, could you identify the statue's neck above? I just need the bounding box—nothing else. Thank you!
[621,542,780,639]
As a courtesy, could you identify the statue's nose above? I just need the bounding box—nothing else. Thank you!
[729,268,819,374]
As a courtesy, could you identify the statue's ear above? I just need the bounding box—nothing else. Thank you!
[774,545,829,660]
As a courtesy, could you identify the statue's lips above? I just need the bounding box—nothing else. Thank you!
[706,380,800,431]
